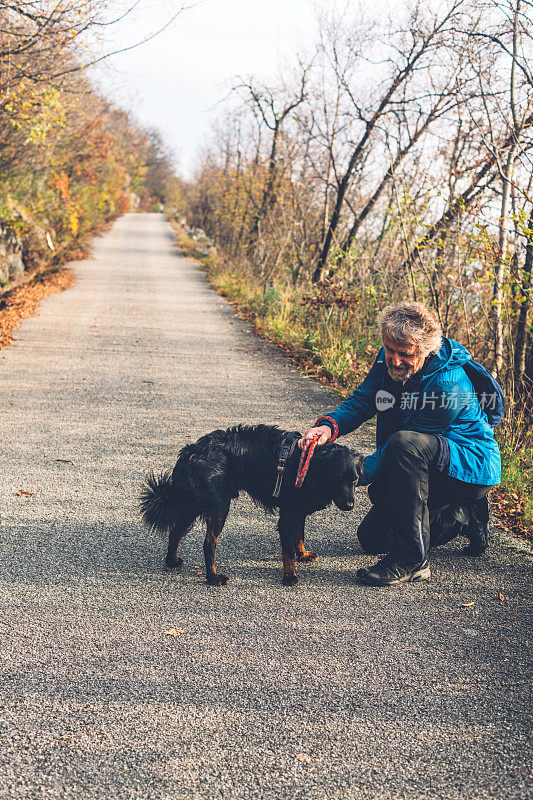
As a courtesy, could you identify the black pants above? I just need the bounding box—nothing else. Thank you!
[357,431,494,565]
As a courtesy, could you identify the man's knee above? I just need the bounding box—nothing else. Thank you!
[385,430,438,463]
[388,430,426,450]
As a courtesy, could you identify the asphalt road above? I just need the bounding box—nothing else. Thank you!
[0,213,531,800]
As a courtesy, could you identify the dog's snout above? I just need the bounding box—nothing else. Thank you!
[335,498,354,511]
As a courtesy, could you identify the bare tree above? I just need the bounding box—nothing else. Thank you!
[234,67,310,255]
[312,0,469,282]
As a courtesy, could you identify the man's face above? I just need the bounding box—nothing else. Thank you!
[383,338,426,383]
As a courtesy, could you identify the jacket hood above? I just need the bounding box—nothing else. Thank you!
[422,337,472,380]
[376,337,472,382]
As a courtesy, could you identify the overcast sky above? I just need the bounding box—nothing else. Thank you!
[93,0,323,177]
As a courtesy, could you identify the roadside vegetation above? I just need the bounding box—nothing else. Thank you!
[174,0,533,539]
[0,2,182,289]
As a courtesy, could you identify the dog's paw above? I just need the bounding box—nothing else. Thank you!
[297,550,318,562]
[207,574,229,586]
[282,572,299,586]
[164,557,184,570]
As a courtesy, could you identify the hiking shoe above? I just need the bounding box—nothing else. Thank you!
[430,504,469,548]
[356,555,431,586]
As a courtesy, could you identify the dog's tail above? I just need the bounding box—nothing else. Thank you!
[139,470,179,533]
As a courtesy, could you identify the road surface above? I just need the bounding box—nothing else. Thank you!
[0,213,530,800]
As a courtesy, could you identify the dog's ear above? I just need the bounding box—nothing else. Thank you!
[350,451,365,482]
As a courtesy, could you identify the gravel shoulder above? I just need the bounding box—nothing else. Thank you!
[0,213,531,800]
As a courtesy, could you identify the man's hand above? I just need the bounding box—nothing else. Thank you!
[298,425,332,449]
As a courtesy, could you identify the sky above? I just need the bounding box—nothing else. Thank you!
[92,0,323,177]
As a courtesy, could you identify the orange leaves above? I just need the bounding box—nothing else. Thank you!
[49,173,80,235]
[16,489,35,498]
[50,172,71,202]
[0,269,74,349]
[89,130,114,162]
[490,486,531,542]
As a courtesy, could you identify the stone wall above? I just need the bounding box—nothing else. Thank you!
[0,223,23,285]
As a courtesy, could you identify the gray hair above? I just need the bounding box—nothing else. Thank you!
[378,301,442,355]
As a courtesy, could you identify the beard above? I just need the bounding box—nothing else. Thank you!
[386,362,416,383]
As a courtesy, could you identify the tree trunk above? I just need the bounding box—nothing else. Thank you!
[399,115,533,275]
[514,205,533,386]
[492,144,518,376]
[248,122,280,251]
[311,72,406,283]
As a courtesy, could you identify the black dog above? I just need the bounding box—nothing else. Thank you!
[140,424,364,586]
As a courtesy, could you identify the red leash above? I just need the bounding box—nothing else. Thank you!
[295,434,320,488]
[294,416,339,489]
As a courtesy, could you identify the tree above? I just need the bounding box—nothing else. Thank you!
[234,67,310,255]
[312,0,469,282]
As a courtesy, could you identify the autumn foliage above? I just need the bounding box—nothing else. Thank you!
[0,1,177,281]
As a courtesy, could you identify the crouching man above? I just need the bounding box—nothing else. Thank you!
[299,301,502,587]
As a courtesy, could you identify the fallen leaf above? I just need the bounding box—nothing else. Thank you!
[498,593,505,603]
[296,753,311,763]
[16,489,35,498]
[459,602,475,608]
[163,628,184,636]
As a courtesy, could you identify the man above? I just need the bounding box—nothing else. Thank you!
[299,301,501,587]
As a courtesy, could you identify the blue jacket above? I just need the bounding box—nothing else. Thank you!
[320,338,501,486]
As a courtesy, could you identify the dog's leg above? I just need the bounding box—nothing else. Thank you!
[203,507,229,586]
[165,524,185,569]
[165,517,196,569]
[278,510,299,586]
[294,516,318,562]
